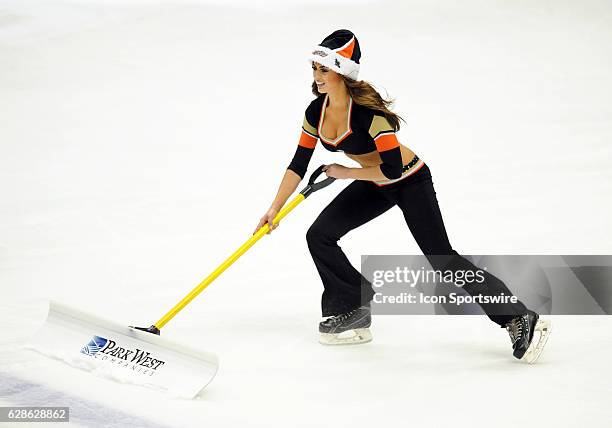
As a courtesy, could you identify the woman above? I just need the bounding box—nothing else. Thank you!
[254,29,550,363]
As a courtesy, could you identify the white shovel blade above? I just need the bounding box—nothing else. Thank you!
[24,300,219,398]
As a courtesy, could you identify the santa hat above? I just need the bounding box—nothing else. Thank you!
[308,29,361,80]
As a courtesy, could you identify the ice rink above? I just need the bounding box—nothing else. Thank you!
[1,1,611,427]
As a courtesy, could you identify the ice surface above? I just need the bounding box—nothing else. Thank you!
[1,1,612,427]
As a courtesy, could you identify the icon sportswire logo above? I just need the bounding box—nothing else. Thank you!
[80,335,166,376]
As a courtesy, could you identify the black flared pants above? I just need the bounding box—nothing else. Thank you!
[306,163,528,327]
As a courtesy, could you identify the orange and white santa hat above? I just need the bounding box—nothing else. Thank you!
[308,29,361,80]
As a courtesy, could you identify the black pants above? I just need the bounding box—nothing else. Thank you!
[306,163,528,327]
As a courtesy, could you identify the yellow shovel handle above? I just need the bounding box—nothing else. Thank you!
[154,193,306,329]
[151,164,335,331]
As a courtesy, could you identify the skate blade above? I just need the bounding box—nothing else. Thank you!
[319,328,373,346]
[522,319,552,364]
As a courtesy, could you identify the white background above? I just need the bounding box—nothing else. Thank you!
[1,0,611,427]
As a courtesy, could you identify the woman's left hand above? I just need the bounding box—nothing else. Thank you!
[322,163,352,179]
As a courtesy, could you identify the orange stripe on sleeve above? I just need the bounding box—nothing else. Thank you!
[298,130,317,149]
[374,133,399,152]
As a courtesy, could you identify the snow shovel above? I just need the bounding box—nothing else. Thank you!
[25,165,335,398]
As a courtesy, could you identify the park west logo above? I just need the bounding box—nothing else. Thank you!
[80,335,166,377]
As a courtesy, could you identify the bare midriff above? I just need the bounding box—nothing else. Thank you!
[345,145,418,168]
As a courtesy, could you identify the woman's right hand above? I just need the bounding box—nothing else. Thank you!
[253,207,280,235]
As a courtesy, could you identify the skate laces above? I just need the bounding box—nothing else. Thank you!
[328,308,357,325]
[506,316,526,345]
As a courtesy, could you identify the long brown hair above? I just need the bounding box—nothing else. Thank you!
[311,76,405,131]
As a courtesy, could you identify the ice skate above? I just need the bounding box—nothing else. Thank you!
[319,305,372,345]
[505,309,551,364]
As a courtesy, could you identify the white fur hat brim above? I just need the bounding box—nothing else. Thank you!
[308,45,360,80]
